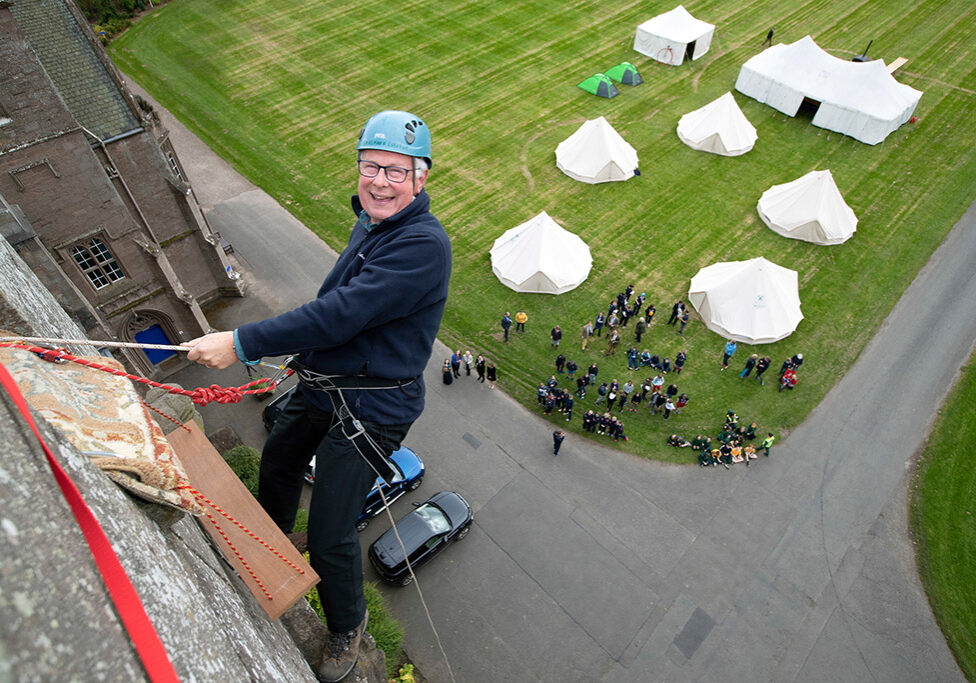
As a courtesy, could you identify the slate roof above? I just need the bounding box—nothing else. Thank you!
[10,0,139,140]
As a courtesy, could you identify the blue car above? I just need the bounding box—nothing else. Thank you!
[263,385,425,531]
[305,446,425,532]
[368,491,473,586]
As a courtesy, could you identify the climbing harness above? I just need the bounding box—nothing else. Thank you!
[287,357,419,484]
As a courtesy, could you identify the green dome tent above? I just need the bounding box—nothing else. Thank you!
[577,73,619,98]
[606,62,644,86]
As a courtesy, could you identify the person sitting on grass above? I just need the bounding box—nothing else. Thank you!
[731,444,745,464]
[744,443,757,461]
[667,434,691,448]
[720,444,734,469]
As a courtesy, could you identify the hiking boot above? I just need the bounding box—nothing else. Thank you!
[317,611,368,682]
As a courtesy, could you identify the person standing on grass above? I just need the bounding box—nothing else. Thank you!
[501,312,512,343]
[594,311,605,337]
[635,316,647,343]
[514,310,528,334]
[763,26,774,48]
[581,320,594,350]
[675,350,687,375]
[185,110,449,683]
[550,325,562,348]
[754,356,771,385]
[721,339,737,370]
[740,354,758,379]
[678,310,690,335]
[667,300,684,325]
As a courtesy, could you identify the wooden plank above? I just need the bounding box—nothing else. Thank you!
[887,57,908,73]
[167,423,318,619]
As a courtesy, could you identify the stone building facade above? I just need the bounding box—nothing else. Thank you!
[0,0,242,377]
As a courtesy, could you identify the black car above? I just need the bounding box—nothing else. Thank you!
[261,383,298,432]
[368,491,473,586]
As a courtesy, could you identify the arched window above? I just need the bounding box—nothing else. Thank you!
[71,237,125,289]
[124,310,179,365]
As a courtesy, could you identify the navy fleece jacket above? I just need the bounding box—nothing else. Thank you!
[236,189,451,424]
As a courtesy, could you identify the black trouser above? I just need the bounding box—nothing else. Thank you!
[258,388,410,633]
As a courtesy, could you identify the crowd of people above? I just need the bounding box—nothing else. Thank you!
[443,349,496,388]
[498,282,806,461]
[666,408,776,470]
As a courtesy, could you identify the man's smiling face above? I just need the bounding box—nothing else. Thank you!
[357,149,426,223]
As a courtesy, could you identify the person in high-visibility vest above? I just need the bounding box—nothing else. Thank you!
[762,432,776,457]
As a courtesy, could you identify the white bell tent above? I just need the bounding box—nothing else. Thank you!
[634,5,715,66]
[489,212,592,294]
[555,116,639,184]
[758,169,858,245]
[676,92,758,156]
[688,257,803,344]
[735,36,922,145]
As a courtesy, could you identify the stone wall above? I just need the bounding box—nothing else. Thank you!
[0,387,318,681]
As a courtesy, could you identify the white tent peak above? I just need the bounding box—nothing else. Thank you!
[489,212,593,294]
[758,169,858,245]
[634,5,715,65]
[555,117,639,184]
[688,256,803,344]
[735,35,922,144]
[677,91,757,156]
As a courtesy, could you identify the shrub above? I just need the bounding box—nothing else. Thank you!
[222,444,260,497]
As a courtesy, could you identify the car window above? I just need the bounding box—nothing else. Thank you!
[414,504,450,535]
[390,461,404,484]
[424,535,443,550]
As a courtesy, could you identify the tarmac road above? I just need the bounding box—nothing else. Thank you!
[131,76,971,682]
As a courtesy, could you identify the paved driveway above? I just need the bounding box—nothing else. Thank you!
[134,78,969,682]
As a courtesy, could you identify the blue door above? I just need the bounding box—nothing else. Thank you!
[134,325,176,364]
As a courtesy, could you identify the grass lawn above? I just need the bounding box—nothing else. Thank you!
[110,0,976,464]
[911,359,976,679]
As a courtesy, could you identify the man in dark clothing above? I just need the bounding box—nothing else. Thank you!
[763,26,774,48]
[674,350,687,374]
[501,312,512,342]
[755,356,771,385]
[186,110,450,682]
[550,326,562,348]
[553,430,566,455]
[667,300,683,325]
[645,304,656,325]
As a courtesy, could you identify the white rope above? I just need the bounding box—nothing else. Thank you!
[0,336,190,352]
[329,388,457,683]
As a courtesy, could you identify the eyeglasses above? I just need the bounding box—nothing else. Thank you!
[357,160,413,183]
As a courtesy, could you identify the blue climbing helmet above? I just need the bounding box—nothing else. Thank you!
[357,110,432,167]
